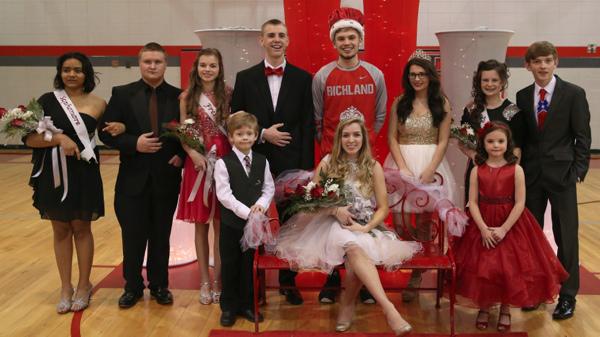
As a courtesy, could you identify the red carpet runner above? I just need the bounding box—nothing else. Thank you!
[210,330,528,337]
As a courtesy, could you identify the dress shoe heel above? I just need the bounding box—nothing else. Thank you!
[71,284,93,312]
[335,321,351,332]
[384,307,412,336]
[553,298,576,320]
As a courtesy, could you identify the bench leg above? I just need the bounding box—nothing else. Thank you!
[435,269,442,309]
[450,267,456,337]
[253,252,260,333]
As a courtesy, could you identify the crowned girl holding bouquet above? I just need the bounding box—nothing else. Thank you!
[274,111,421,336]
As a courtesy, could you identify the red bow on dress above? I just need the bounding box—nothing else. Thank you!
[264,66,284,77]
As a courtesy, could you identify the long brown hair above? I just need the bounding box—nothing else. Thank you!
[185,48,229,126]
[328,118,375,197]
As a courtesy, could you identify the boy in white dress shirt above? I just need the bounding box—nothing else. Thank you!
[214,111,275,327]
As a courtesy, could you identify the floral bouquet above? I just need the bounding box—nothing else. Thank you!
[0,99,44,140]
[279,170,348,219]
[161,118,204,153]
[450,123,477,150]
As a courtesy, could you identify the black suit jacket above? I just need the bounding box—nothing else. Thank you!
[517,76,591,190]
[231,61,314,176]
[99,79,184,197]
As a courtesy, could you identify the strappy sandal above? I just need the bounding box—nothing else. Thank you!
[475,310,490,330]
[497,311,511,332]
[199,282,212,305]
[211,280,221,304]
[56,288,74,314]
[71,284,93,312]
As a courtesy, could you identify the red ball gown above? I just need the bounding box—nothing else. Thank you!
[453,163,568,308]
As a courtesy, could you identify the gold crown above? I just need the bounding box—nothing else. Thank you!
[340,106,364,122]
[409,49,432,62]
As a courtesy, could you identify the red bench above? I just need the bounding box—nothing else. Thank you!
[252,209,457,336]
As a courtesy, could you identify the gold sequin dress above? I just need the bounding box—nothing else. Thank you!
[383,112,458,213]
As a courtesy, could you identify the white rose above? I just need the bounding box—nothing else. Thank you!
[22,111,32,119]
[326,184,339,193]
[184,118,195,125]
[466,127,474,136]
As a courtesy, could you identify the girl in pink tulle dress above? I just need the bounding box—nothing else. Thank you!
[176,48,232,305]
[453,122,567,332]
[275,115,420,336]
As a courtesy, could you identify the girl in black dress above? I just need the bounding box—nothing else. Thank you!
[25,52,106,313]
[459,60,526,206]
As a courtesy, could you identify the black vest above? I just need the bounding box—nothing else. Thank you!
[219,151,267,230]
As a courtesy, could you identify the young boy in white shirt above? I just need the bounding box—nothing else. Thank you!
[214,111,275,326]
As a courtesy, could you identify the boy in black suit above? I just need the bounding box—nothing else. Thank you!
[517,41,591,320]
[99,42,183,309]
[214,112,275,327]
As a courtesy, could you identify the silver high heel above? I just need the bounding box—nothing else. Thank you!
[211,280,221,304]
[56,288,73,315]
[199,282,212,305]
[384,307,412,336]
[71,284,93,312]
[335,321,352,332]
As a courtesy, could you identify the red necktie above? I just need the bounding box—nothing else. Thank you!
[537,88,548,130]
[264,66,284,77]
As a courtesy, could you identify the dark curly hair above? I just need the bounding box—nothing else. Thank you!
[468,59,509,124]
[53,52,98,93]
[396,57,447,128]
[474,121,518,165]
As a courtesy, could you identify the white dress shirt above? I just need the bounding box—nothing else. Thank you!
[533,75,556,122]
[214,146,275,221]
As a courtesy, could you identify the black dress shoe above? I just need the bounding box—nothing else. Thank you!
[279,288,304,305]
[220,311,236,327]
[319,288,337,304]
[521,303,540,311]
[150,287,173,305]
[118,291,143,309]
[553,298,576,320]
[239,308,264,322]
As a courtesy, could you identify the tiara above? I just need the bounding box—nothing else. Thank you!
[409,49,432,62]
[340,106,364,122]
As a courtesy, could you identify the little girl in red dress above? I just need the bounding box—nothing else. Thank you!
[453,121,567,331]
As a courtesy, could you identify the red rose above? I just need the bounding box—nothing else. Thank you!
[294,184,304,196]
[311,185,324,198]
[459,128,467,135]
[18,105,27,112]
[0,107,6,118]
[11,118,24,127]
[327,191,337,198]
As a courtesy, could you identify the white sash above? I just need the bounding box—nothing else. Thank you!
[198,93,227,135]
[53,90,97,163]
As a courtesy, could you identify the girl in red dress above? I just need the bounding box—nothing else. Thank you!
[453,121,567,331]
[177,48,232,304]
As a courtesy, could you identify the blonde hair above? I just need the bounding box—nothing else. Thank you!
[327,118,375,196]
[226,111,259,136]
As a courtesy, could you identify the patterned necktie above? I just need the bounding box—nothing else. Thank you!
[264,66,284,77]
[243,155,251,175]
[537,88,548,130]
[149,88,159,136]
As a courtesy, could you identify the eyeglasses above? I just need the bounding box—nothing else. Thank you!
[409,72,428,80]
